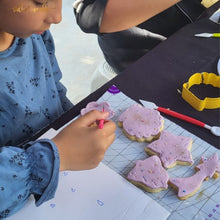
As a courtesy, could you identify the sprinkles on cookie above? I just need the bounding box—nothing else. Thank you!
[127,155,169,193]
[145,130,193,168]
[118,104,164,142]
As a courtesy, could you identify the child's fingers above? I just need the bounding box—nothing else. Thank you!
[100,120,116,135]
[104,133,116,151]
[107,133,116,146]
[79,110,109,127]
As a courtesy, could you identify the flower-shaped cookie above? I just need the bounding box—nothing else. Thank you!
[118,104,164,142]
[81,101,115,119]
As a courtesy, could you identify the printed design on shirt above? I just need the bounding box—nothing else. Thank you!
[0,108,6,114]
[30,173,44,194]
[42,108,51,120]
[22,124,34,135]
[51,89,57,99]
[30,77,40,87]
[30,173,43,183]
[45,68,51,80]
[0,209,10,219]
[25,106,33,118]
[33,52,37,60]
[57,88,64,94]
[17,189,29,201]
[9,152,25,167]
[16,39,26,46]
[43,39,52,45]
[6,81,15,94]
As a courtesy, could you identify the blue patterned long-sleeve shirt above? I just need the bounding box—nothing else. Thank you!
[0,30,73,218]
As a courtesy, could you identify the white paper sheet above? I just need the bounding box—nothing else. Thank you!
[8,163,169,220]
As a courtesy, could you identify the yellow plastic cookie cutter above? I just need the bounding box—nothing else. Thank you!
[182,72,220,111]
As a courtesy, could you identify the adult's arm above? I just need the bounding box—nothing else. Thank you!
[100,0,181,32]
[73,0,181,33]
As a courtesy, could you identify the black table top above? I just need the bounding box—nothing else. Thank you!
[35,4,220,148]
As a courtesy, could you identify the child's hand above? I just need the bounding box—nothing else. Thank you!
[52,110,116,171]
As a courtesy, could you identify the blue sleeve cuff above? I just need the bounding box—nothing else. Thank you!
[25,139,60,206]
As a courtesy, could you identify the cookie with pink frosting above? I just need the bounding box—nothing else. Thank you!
[81,101,115,119]
[169,153,220,200]
[127,155,169,193]
[145,130,193,168]
[118,104,164,142]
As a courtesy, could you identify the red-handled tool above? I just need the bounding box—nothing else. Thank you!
[99,106,105,129]
[139,100,220,136]
[157,107,205,127]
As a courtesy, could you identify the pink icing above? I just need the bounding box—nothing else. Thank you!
[169,153,220,198]
[146,130,193,168]
[80,101,115,119]
[127,155,169,189]
[118,104,163,138]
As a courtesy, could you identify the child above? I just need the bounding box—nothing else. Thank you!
[0,0,116,218]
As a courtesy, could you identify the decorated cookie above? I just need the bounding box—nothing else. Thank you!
[145,130,193,168]
[127,155,169,193]
[81,101,115,119]
[118,104,164,142]
[169,153,220,200]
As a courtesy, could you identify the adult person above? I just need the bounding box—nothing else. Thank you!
[73,0,206,73]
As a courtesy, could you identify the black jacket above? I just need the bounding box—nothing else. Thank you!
[74,0,206,73]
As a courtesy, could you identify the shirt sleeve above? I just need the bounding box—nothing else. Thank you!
[0,139,60,219]
[73,0,108,34]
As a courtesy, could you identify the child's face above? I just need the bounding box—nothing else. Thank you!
[0,0,62,38]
